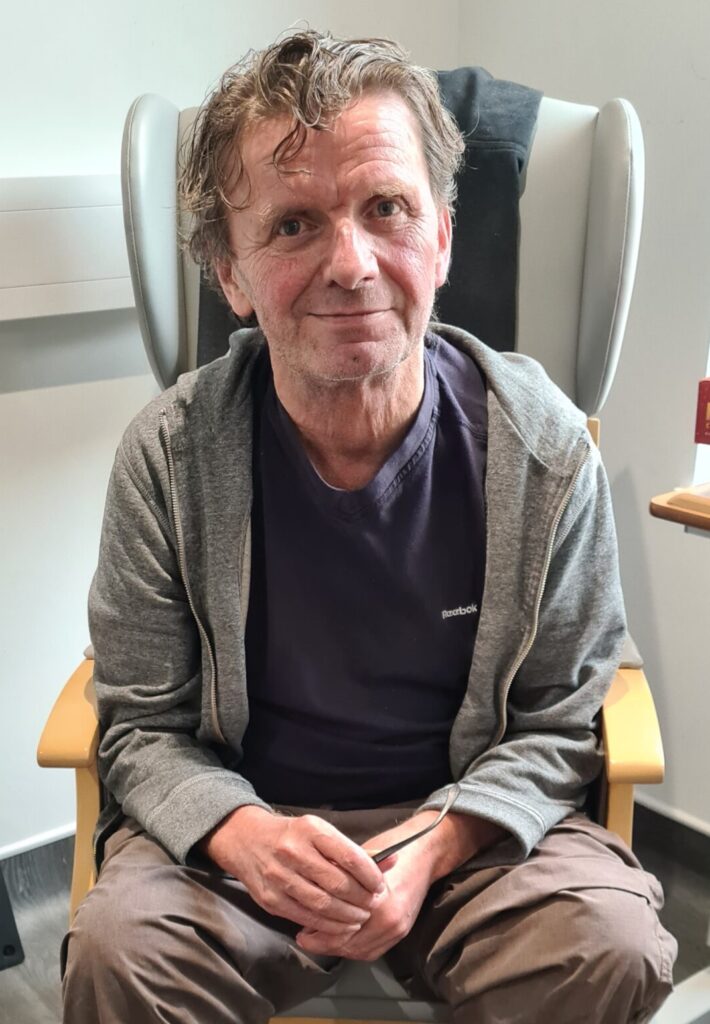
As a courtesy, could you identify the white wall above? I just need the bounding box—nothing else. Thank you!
[0,0,460,178]
[0,0,460,856]
[0,365,159,855]
[459,0,710,833]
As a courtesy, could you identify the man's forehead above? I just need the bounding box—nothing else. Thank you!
[236,91,425,185]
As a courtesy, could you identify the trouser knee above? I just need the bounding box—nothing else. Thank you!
[61,878,274,1024]
[443,887,675,1024]
[563,887,676,1022]
[61,859,340,1024]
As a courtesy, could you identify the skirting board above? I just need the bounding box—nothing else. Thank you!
[637,792,710,840]
[0,823,75,863]
[634,802,710,879]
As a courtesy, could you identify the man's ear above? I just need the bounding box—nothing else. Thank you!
[214,260,255,319]
[434,206,453,289]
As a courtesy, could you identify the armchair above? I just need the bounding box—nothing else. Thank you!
[38,75,664,1024]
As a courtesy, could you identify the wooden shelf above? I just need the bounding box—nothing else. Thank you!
[650,483,710,532]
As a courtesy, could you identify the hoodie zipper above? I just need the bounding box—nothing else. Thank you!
[159,410,226,745]
[486,443,590,752]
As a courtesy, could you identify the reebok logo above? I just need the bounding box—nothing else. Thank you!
[441,603,478,620]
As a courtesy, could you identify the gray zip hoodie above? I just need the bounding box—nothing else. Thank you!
[89,324,626,868]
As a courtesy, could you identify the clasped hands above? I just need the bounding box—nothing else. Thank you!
[201,802,472,962]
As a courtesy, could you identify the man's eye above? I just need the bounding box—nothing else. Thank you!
[375,199,400,217]
[276,219,302,237]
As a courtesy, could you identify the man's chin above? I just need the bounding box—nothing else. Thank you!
[300,335,423,386]
[302,350,416,388]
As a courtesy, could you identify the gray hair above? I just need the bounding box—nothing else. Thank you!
[180,30,464,287]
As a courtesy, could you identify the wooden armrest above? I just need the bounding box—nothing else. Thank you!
[602,667,664,784]
[37,659,98,769]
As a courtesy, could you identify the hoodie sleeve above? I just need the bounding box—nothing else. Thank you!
[418,444,627,863]
[89,433,271,865]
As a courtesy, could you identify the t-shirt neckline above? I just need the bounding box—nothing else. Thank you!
[267,345,440,521]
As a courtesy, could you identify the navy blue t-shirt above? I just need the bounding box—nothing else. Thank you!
[240,335,487,809]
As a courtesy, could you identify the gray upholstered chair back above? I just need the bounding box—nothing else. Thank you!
[121,90,643,415]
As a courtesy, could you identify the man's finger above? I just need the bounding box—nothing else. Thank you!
[296,926,384,961]
[363,849,398,871]
[302,855,383,910]
[296,927,352,957]
[277,875,372,926]
[311,829,385,894]
[270,892,366,935]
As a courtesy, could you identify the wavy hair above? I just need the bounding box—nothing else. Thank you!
[179,30,464,288]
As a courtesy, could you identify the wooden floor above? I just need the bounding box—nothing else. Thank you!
[0,825,708,1024]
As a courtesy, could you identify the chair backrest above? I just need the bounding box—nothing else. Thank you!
[121,86,643,415]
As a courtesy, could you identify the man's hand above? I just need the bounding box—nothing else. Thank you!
[296,840,430,961]
[200,805,385,935]
[295,809,507,961]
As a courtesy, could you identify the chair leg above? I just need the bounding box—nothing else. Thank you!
[605,781,634,847]
[70,764,100,920]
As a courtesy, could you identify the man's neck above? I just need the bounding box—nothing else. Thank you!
[273,350,425,491]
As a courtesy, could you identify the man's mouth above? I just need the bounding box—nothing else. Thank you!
[309,309,389,319]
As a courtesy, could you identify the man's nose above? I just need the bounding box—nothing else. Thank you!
[322,222,378,290]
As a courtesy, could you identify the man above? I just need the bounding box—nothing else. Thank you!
[62,30,676,1023]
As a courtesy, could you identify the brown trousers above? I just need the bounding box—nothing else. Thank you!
[62,808,676,1024]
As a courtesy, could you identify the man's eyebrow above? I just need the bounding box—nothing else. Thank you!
[369,182,413,199]
[254,202,312,227]
[253,182,416,226]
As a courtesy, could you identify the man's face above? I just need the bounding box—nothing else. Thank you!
[216,90,452,389]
